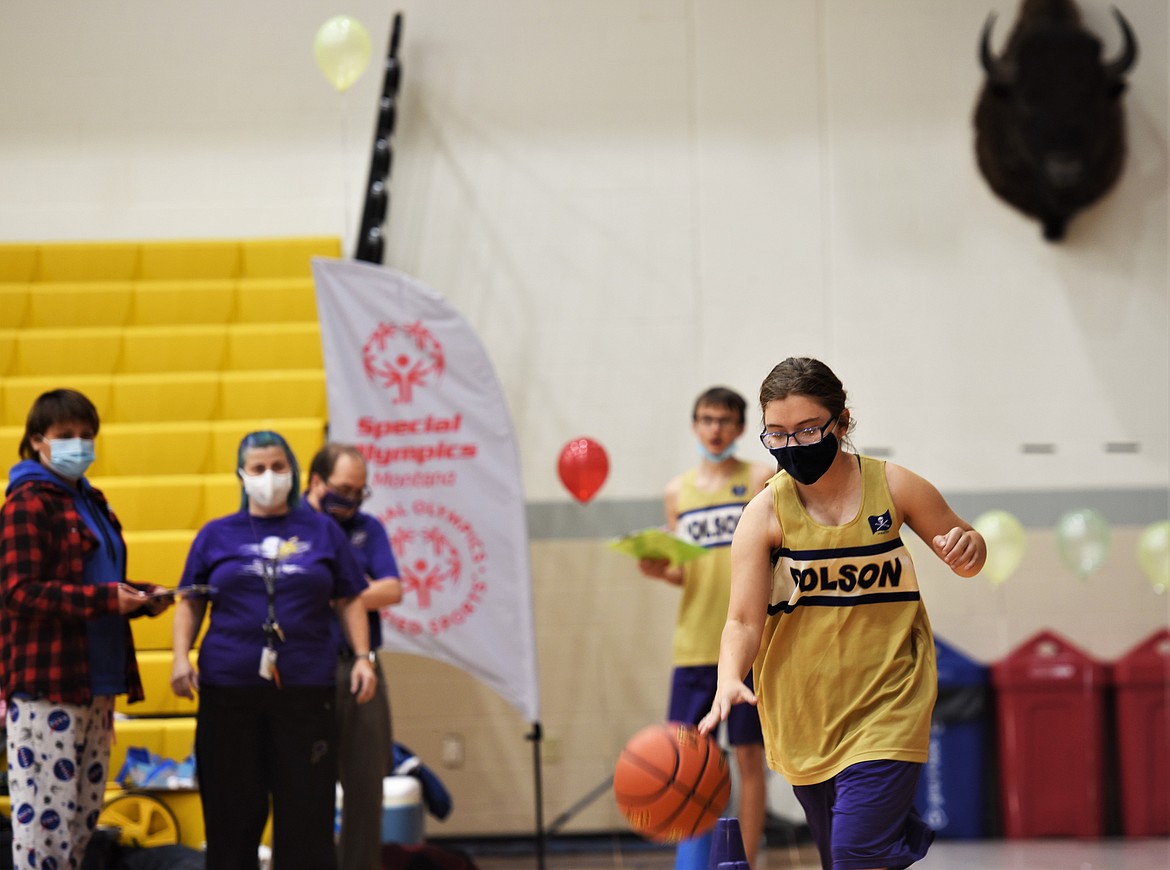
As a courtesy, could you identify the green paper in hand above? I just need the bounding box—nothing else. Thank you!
[608,528,711,567]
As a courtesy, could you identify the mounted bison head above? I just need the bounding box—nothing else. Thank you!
[974,0,1137,241]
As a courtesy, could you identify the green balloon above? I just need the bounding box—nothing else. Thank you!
[974,510,1026,585]
[1055,508,1111,578]
[1137,521,1170,593]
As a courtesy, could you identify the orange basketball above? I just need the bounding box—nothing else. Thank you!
[612,721,731,843]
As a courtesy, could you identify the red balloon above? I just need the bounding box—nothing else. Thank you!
[557,437,609,503]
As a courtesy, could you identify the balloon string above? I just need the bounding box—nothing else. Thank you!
[339,88,353,258]
[996,575,1009,661]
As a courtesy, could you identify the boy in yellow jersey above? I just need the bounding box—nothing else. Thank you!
[700,358,986,870]
[639,386,773,869]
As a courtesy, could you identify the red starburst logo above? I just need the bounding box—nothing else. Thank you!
[362,321,445,404]
[389,525,462,609]
[379,501,489,638]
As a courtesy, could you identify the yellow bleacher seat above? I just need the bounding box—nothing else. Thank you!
[208,418,325,474]
[90,475,206,532]
[224,322,322,370]
[219,370,326,419]
[118,651,199,716]
[0,244,38,281]
[25,282,134,328]
[1,372,325,426]
[97,422,216,477]
[0,473,220,532]
[109,717,197,779]
[240,237,339,278]
[0,377,38,426]
[132,612,171,652]
[128,595,210,652]
[235,277,319,323]
[0,284,29,328]
[0,329,14,377]
[37,243,139,282]
[120,325,227,373]
[54,419,323,477]
[1,374,115,427]
[137,241,241,281]
[126,529,206,650]
[125,529,196,584]
[15,326,123,375]
[131,280,236,326]
[131,603,177,651]
[111,372,220,423]
[201,473,242,522]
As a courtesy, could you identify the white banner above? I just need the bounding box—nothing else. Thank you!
[312,258,540,722]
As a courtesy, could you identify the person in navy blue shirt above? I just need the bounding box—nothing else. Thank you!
[170,431,376,870]
[305,443,402,870]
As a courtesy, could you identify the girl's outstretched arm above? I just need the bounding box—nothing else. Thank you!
[699,489,778,734]
[887,463,987,578]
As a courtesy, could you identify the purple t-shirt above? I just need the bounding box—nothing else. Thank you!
[336,510,399,652]
[180,507,366,688]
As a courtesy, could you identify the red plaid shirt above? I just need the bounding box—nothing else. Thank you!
[0,476,144,705]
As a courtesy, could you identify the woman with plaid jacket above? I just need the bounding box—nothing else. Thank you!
[0,389,169,870]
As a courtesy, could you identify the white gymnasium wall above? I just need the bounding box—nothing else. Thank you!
[1,1,1165,494]
[2,0,1167,835]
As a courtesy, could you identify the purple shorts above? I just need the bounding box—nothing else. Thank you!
[667,665,763,746]
[793,760,934,870]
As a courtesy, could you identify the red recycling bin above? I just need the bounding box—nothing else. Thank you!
[1114,628,1170,837]
[991,630,1108,838]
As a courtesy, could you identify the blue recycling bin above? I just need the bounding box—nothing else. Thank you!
[915,637,989,838]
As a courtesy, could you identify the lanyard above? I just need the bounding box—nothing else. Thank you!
[261,557,285,649]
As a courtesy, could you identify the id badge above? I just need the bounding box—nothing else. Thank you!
[259,647,278,681]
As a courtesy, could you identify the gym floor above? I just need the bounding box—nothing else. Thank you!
[460,837,1170,869]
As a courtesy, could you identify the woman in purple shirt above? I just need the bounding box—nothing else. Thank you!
[170,431,376,870]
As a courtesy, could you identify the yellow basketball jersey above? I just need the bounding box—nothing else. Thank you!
[671,461,754,666]
[754,455,937,785]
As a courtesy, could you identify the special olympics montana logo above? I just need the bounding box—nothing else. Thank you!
[380,501,489,638]
[362,321,445,405]
[391,524,462,609]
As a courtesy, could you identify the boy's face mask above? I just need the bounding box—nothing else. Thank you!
[43,437,96,480]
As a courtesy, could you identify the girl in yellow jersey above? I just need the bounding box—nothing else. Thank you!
[699,358,985,870]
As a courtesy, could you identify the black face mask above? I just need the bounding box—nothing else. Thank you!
[768,433,839,485]
[320,489,361,519]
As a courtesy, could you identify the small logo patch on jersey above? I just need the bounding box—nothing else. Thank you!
[868,511,892,534]
[732,485,747,497]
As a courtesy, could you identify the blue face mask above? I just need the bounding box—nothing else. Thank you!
[697,442,737,463]
[45,438,96,480]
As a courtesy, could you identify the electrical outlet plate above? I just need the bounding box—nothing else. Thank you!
[441,732,465,768]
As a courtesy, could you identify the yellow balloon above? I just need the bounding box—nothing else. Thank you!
[1055,507,1111,579]
[314,15,372,93]
[973,510,1026,585]
[1137,520,1170,593]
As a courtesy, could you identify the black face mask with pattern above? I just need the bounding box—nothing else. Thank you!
[320,489,361,518]
[768,433,839,485]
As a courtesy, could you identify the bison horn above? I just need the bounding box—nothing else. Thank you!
[1104,6,1138,80]
[978,13,1012,86]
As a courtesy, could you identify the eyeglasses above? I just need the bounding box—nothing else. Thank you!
[759,415,838,450]
[694,415,740,429]
[328,483,372,502]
